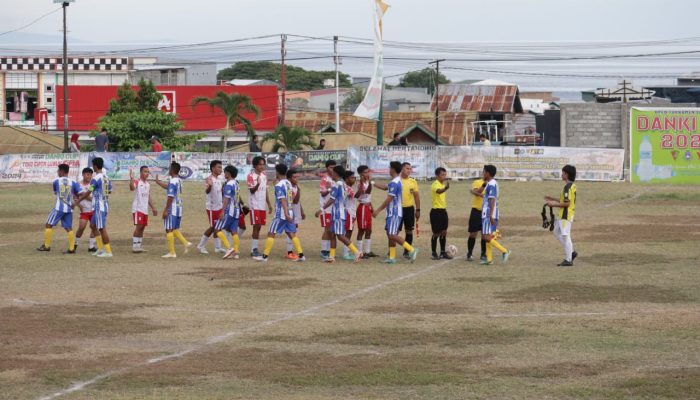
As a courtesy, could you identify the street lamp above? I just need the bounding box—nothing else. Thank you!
[54,0,75,153]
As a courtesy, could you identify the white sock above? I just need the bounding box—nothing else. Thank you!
[322,240,330,251]
[252,239,259,251]
[364,239,371,253]
[285,236,293,252]
[214,237,222,250]
[238,228,246,238]
[75,237,81,246]
[198,234,208,248]
[563,235,573,262]
[132,237,139,249]
[343,244,350,256]
[89,237,96,248]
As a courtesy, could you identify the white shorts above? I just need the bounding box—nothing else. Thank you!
[554,219,572,236]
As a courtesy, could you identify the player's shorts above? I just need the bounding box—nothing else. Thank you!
[46,210,73,230]
[344,213,356,231]
[91,210,108,230]
[269,218,297,235]
[468,208,483,233]
[482,217,499,235]
[215,214,239,233]
[399,206,415,231]
[430,208,448,233]
[207,209,223,227]
[133,212,148,226]
[238,215,247,230]
[79,211,93,221]
[554,219,572,236]
[250,209,266,226]
[385,216,402,236]
[357,203,372,230]
[332,218,346,235]
[164,215,182,231]
[320,212,332,228]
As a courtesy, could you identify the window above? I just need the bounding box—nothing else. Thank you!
[330,102,335,111]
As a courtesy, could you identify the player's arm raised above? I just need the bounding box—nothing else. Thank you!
[128,169,136,191]
[154,175,169,190]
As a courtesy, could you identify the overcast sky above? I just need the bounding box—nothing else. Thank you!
[2,0,700,44]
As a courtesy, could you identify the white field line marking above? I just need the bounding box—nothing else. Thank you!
[602,189,650,209]
[37,259,452,400]
[488,311,621,318]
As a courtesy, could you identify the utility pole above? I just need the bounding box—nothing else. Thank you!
[58,0,75,153]
[429,59,445,145]
[333,35,340,133]
[280,34,287,126]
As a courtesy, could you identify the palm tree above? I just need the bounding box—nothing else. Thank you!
[262,126,315,153]
[191,91,261,151]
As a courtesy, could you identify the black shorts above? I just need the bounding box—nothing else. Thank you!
[468,208,482,233]
[430,209,448,233]
[400,206,415,231]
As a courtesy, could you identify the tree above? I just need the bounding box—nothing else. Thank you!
[217,61,351,91]
[96,78,198,151]
[191,91,260,151]
[341,87,365,112]
[399,68,450,95]
[261,125,315,153]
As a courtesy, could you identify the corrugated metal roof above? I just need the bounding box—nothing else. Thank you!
[431,83,523,113]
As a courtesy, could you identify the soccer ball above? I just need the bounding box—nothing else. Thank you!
[446,244,458,258]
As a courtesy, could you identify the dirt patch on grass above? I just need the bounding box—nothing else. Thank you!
[177,266,291,281]
[497,283,692,304]
[492,361,612,379]
[578,223,700,243]
[454,276,513,283]
[629,215,700,225]
[503,216,541,227]
[364,303,473,314]
[576,253,674,267]
[259,326,527,348]
[614,367,700,399]
[218,278,319,290]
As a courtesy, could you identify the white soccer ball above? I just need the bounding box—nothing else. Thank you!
[446,244,458,258]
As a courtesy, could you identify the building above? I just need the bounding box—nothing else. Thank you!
[131,60,217,86]
[308,87,353,112]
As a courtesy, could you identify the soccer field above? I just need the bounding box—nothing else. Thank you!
[1,179,699,400]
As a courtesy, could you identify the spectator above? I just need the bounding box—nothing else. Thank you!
[249,135,262,152]
[95,129,109,152]
[316,138,326,150]
[69,133,81,153]
[388,132,401,146]
[150,135,163,152]
[479,133,491,147]
[400,137,408,146]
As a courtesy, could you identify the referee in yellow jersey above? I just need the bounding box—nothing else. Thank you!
[430,167,451,259]
[399,162,420,259]
[467,176,487,261]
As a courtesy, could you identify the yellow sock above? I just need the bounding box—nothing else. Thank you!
[389,247,396,259]
[232,234,239,252]
[263,237,275,256]
[173,230,188,245]
[292,237,303,254]
[166,232,176,254]
[329,248,336,258]
[402,241,414,253]
[491,239,507,254]
[67,230,75,251]
[104,243,112,254]
[348,243,359,255]
[44,228,53,248]
[216,231,231,249]
[486,242,493,262]
[96,236,104,250]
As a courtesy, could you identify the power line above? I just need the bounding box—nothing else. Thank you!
[0,7,62,37]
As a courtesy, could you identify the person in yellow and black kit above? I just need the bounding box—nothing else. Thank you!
[545,164,577,267]
[430,167,451,260]
[399,162,420,259]
[466,177,487,261]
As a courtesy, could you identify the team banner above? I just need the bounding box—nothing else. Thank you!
[630,107,700,184]
[262,150,347,180]
[173,152,254,181]
[347,145,438,179]
[87,152,172,181]
[0,153,82,183]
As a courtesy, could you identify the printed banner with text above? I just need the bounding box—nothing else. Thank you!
[87,152,172,181]
[347,145,438,179]
[0,153,82,183]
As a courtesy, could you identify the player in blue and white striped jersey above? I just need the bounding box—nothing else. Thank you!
[76,157,113,257]
[321,165,362,263]
[37,163,84,254]
[156,162,192,258]
[480,164,511,265]
[216,165,243,260]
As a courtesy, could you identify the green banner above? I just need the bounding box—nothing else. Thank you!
[630,107,700,184]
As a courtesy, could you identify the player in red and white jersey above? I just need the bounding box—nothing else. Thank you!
[247,156,272,257]
[342,170,358,260]
[197,160,226,254]
[74,167,98,252]
[355,165,377,258]
[318,160,336,259]
[129,166,157,253]
[285,169,305,260]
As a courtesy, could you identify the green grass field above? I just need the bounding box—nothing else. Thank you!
[1,179,699,400]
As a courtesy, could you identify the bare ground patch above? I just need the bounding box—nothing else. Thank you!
[364,302,473,314]
[491,361,614,379]
[576,252,676,267]
[454,276,513,283]
[218,278,319,290]
[497,283,692,304]
[176,266,291,281]
[613,367,700,399]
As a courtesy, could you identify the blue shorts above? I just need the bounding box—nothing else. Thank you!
[164,215,182,231]
[385,216,402,236]
[331,218,346,235]
[46,210,73,230]
[269,218,297,235]
[215,215,239,233]
[482,217,499,235]
[90,210,108,230]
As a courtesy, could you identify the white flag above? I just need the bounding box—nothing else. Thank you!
[353,0,389,120]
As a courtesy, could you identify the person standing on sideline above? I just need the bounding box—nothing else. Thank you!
[129,166,158,253]
[69,134,81,153]
[466,177,487,261]
[197,160,226,254]
[95,129,109,152]
[74,167,98,252]
[430,167,451,260]
[247,156,272,257]
[545,165,578,267]
[387,132,401,146]
[372,161,418,264]
[37,164,83,254]
[150,136,163,152]
[249,135,262,152]
[156,162,192,258]
[481,164,511,265]
[316,138,326,150]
